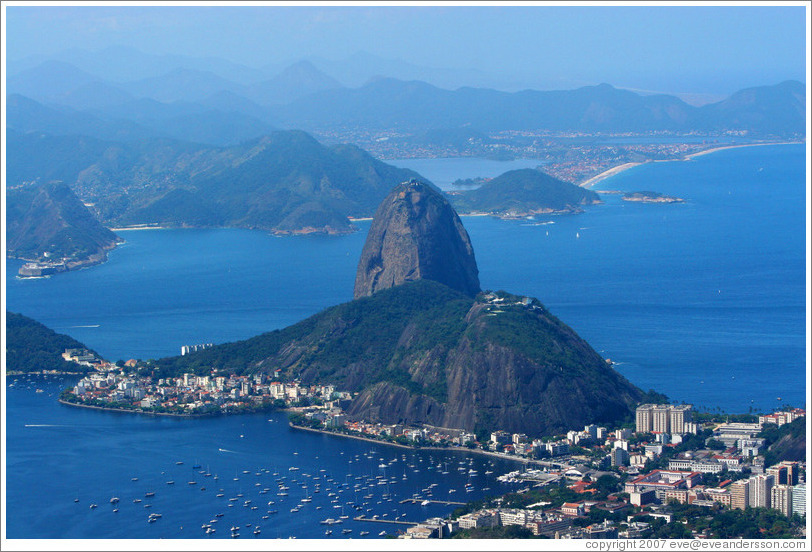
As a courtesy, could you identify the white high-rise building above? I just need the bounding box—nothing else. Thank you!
[750,474,775,508]
[652,405,670,433]
[792,483,806,518]
[771,485,793,517]
[669,405,693,434]
[636,405,653,433]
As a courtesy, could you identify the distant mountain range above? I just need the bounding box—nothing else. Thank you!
[6,50,806,140]
[273,79,806,136]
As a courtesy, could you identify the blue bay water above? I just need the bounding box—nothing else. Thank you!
[6,374,520,539]
[4,144,808,539]
[388,157,544,190]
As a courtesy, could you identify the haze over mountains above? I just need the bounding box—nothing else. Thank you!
[5,46,806,267]
[7,47,806,143]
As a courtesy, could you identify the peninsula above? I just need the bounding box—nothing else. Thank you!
[6,182,121,278]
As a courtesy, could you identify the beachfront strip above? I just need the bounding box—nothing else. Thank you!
[59,359,806,538]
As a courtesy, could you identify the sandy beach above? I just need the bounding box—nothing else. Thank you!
[682,141,798,160]
[580,141,801,189]
[579,162,644,188]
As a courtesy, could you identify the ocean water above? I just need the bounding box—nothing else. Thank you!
[3,144,807,538]
[6,374,521,539]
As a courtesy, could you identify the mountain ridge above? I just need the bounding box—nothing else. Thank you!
[6,128,423,236]
[7,55,805,139]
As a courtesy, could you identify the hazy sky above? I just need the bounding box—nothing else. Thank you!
[4,2,808,95]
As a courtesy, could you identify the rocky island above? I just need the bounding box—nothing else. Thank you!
[155,179,643,436]
[622,191,685,203]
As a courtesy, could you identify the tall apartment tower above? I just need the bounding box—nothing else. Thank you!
[652,405,670,433]
[669,405,693,435]
[771,485,793,517]
[636,405,653,433]
[730,479,750,510]
[610,447,630,467]
[792,483,806,518]
[750,474,775,509]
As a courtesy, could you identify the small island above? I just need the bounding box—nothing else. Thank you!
[449,168,602,220]
[622,191,685,203]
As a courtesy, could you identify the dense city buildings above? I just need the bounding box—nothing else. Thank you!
[58,352,806,539]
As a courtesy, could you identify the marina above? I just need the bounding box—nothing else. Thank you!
[354,515,418,526]
[399,498,467,506]
[6,374,523,538]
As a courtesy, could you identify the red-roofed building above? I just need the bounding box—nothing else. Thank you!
[569,481,598,494]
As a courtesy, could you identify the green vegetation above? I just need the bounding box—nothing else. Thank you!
[449,168,600,215]
[6,312,95,374]
[693,411,758,423]
[638,389,670,404]
[153,280,473,402]
[759,417,806,466]
[152,280,643,435]
[6,182,119,261]
[451,525,538,539]
[7,129,420,236]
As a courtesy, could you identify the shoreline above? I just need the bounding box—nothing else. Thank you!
[7,371,89,376]
[580,162,644,188]
[682,141,799,160]
[579,141,802,189]
[58,399,214,418]
[289,423,538,465]
[108,225,171,232]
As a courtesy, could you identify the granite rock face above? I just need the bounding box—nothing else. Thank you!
[353,180,480,299]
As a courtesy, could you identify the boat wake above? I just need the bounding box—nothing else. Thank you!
[218,448,238,453]
[68,325,101,328]
[25,424,66,428]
